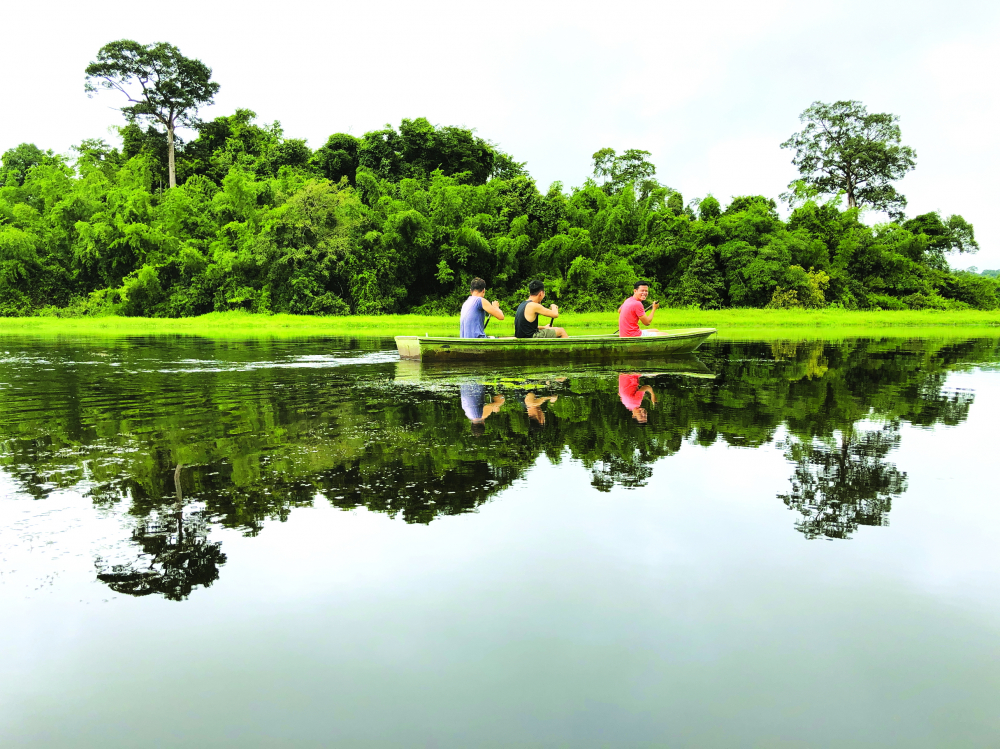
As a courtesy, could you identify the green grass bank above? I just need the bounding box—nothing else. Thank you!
[2,309,999,340]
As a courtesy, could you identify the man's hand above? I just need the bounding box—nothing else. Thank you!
[651,300,660,311]
[492,300,500,308]
[550,304,559,314]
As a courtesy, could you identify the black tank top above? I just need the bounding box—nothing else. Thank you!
[514,300,538,339]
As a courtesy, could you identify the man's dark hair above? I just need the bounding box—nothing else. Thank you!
[634,280,651,290]
[528,280,545,296]
[470,421,486,437]
[470,277,486,292]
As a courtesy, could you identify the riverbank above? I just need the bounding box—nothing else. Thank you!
[2,309,999,339]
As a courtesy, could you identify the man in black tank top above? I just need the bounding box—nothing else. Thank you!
[514,280,568,338]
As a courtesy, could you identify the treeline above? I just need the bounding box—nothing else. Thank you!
[1,112,996,317]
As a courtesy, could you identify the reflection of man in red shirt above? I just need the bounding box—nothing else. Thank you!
[618,281,659,337]
[618,373,656,423]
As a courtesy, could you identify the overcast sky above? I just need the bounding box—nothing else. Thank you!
[3,0,998,268]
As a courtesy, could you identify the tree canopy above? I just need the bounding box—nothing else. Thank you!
[0,143,67,186]
[85,40,220,189]
[0,96,992,317]
[592,147,660,197]
[781,100,917,216]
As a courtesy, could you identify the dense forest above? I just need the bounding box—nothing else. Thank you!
[0,41,997,317]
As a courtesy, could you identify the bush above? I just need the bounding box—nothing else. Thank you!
[867,294,907,311]
[948,274,999,310]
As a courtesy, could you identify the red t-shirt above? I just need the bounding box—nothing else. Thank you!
[618,374,645,410]
[619,297,645,337]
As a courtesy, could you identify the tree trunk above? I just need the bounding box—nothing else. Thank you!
[174,463,183,502]
[174,463,183,542]
[167,122,176,189]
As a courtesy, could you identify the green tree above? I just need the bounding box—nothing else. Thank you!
[312,133,360,185]
[781,101,916,216]
[592,148,658,195]
[0,143,67,186]
[85,40,220,189]
[903,212,978,267]
[356,118,522,185]
[699,195,721,221]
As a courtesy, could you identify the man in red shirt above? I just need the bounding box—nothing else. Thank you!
[618,373,656,423]
[618,281,659,337]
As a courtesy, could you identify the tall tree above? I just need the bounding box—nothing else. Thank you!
[781,100,916,216]
[85,40,219,189]
[592,147,658,195]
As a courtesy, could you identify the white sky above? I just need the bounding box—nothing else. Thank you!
[3,0,999,268]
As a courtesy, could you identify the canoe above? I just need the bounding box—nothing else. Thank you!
[394,328,716,361]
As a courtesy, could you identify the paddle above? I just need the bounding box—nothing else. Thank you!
[612,303,654,335]
[483,298,498,332]
[482,298,506,333]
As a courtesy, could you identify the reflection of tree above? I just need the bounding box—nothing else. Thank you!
[95,465,226,600]
[590,455,654,492]
[778,424,908,540]
[0,337,995,567]
[316,459,519,524]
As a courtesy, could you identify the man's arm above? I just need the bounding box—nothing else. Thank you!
[482,395,505,418]
[524,393,559,408]
[639,300,659,325]
[481,299,504,320]
[531,302,559,320]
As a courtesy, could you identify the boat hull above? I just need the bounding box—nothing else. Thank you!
[394,328,716,361]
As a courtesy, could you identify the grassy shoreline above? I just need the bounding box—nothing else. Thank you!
[2,309,999,340]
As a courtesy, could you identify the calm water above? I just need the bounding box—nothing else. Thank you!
[1,335,998,747]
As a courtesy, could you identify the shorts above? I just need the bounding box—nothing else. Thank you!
[533,327,560,339]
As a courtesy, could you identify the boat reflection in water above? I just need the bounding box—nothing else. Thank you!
[426,360,695,433]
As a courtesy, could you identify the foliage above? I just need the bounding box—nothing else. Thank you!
[592,147,660,197]
[85,40,220,188]
[781,100,917,216]
[0,106,993,317]
[1,143,69,186]
[766,266,830,309]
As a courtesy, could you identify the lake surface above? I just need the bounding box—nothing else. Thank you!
[1,335,998,747]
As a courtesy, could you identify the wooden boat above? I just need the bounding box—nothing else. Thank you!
[395,328,716,361]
